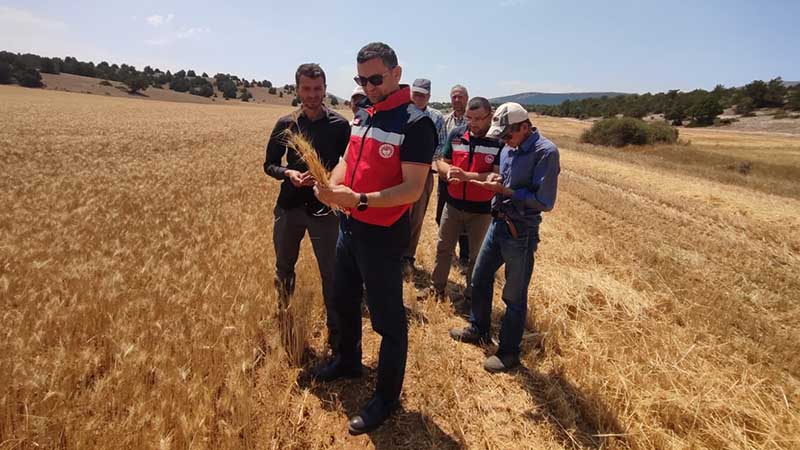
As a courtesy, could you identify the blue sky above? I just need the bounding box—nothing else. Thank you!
[1,1,797,101]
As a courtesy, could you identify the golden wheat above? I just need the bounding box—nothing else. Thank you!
[281,129,332,186]
[1,85,798,450]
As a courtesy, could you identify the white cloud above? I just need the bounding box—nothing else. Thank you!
[145,13,174,27]
[176,27,210,39]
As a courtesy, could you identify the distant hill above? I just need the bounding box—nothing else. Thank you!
[783,80,800,88]
[490,92,627,106]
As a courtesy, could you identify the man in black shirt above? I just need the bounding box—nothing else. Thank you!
[263,63,351,353]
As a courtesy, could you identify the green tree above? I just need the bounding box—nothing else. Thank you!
[734,96,755,116]
[14,66,44,88]
[124,74,149,94]
[329,95,339,106]
[764,77,787,107]
[687,96,723,126]
[219,79,237,99]
[665,103,686,125]
[291,97,300,107]
[268,87,277,95]
[743,80,768,107]
[169,77,191,92]
[0,62,12,84]
[187,70,196,77]
[788,88,800,111]
[39,57,59,74]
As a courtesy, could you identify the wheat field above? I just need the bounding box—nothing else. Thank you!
[1,86,798,450]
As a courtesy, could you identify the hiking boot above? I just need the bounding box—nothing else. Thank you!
[449,326,490,345]
[483,353,520,373]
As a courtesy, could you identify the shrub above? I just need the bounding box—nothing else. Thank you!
[268,87,277,95]
[169,77,191,93]
[291,97,299,107]
[580,117,678,147]
[99,80,113,86]
[239,89,252,102]
[124,74,148,94]
[14,67,44,88]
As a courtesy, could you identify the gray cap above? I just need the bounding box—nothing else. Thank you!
[411,78,431,95]
[487,102,530,138]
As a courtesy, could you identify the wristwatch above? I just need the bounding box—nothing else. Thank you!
[356,193,368,211]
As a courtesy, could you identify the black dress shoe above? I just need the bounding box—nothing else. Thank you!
[348,396,400,435]
[310,356,362,382]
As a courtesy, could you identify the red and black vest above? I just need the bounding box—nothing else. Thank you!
[446,128,503,205]
[344,86,431,227]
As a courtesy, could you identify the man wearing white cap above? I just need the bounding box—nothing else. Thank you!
[449,102,560,373]
[403,78,446,276]
[349,85,366,117]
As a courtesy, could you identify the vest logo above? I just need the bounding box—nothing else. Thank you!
[379,143,395,159]
[353,117,361,126]
[485,154,495,164]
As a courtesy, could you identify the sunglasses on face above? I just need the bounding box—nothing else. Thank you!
[354,70,391,87]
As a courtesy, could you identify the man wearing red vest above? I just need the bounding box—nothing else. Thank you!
[313,42,436,435]
[430,97,502,300]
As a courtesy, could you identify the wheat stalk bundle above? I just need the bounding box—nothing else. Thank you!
[281,129,331,186]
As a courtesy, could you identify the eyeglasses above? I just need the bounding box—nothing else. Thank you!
[466,112,491,123]
[354,70,391,87]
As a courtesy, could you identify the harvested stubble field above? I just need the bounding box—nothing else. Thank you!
[1,86,798,450]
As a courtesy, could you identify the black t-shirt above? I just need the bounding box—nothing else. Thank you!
[263,108,350,210]
[399,117,437,166]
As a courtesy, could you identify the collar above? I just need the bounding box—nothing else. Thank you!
[299,106,330,123]
[366,85,411,115]
[514,129,541,153]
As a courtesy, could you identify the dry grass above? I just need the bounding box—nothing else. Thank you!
[1,85,798,450]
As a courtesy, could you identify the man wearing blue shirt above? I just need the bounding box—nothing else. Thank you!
[449,102,560,373]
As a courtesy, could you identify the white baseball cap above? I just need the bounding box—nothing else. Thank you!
[351,86,366,99]
[488,102,530,138]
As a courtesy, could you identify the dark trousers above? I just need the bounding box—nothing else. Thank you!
[273,205,339,343]
[334,214,409,403]
[436,178,470,261]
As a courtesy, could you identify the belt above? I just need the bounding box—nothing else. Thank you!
[492,210,519,239]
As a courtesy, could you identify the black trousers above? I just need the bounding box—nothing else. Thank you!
[333,214,409,403]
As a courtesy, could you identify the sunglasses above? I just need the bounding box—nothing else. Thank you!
[354,70,391,87]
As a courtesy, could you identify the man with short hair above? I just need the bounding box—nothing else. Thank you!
[430,97,501,299]
[438,84,471,267]
[263,63,351,354]
[313,42,436,435]
[450,102,560,373]
[403,78,446,275]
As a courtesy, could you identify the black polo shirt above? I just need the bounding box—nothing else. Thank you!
[263,107,350,210]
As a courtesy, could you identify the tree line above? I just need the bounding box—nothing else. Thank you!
[0,51,284,102]
[518,78,800,126]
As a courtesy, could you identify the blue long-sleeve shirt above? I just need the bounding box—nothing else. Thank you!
[494,130,560,227]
